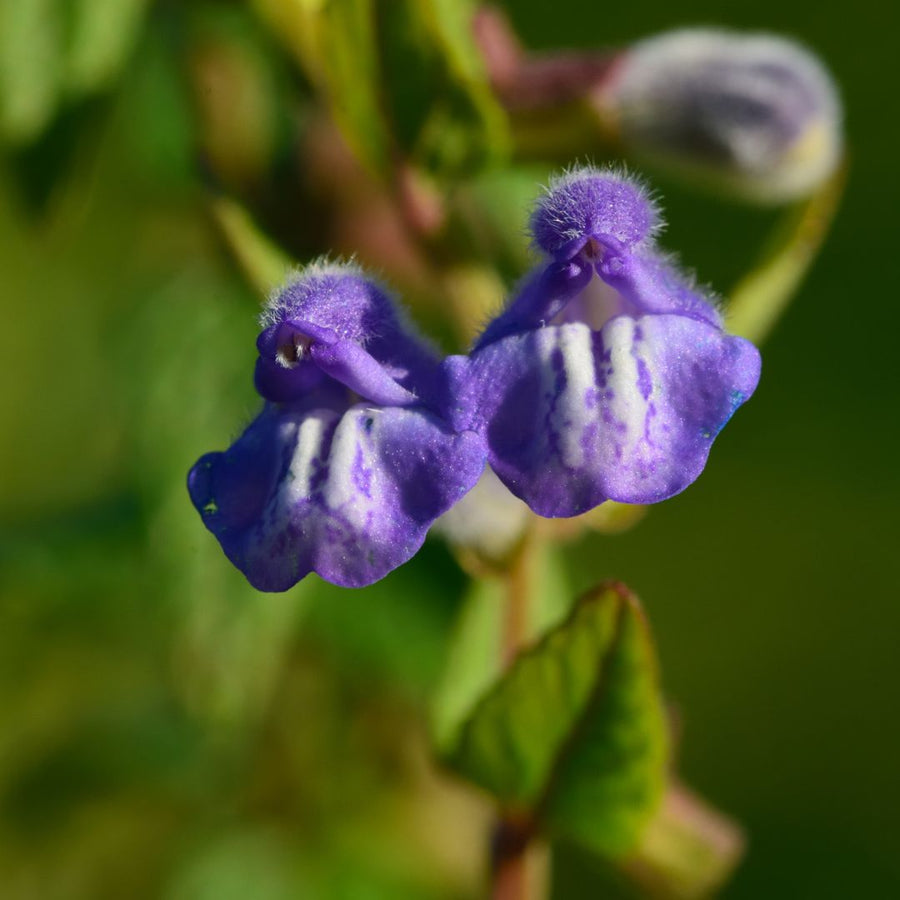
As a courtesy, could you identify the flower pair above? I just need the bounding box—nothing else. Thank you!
[188,168,761,590]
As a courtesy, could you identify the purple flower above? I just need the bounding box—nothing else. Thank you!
[458,168,761,518]
[188,263,486,590]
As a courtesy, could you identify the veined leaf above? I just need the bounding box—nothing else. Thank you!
[444,583,668,858]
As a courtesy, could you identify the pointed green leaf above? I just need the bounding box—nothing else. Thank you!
[444,583,668,858]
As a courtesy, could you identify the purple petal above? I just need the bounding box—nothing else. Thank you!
[466,316,760,516]
[260,265,404,348]
[598,250,723,327]
[474,248,720,355]
[253,356,330,404]
[309,339,420,406]
[474,258,592,350]
[188,403,485,590]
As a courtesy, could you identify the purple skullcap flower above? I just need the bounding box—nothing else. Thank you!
[188,262,486,590]
[459,167,761,518]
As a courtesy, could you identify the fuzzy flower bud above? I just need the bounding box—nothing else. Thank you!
[599,29,842,201]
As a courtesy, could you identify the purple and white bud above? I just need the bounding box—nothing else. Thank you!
[598,29,842,201]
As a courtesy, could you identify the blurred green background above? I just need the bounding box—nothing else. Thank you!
[1,0,897,898]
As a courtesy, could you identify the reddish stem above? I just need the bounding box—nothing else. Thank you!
[491,816,534,900]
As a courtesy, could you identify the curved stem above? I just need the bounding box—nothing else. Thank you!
[727,161,846,343]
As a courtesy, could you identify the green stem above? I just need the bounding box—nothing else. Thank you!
[726,161,846,343]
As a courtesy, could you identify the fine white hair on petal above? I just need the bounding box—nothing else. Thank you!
[537,162,665,237]
[258,255,440,357]
[260,255,367,329]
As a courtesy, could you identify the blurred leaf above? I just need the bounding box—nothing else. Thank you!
[249,0,324,77]
[0,0,148,147]
[456,164,547,271]
[305,0,392,175]
[303,540,466,697]
[254,0,508,178]
[7,96,109,214]
[166,830,300,900]
[431,576,505,750]
[186,3,296,194]
[377,0,509,177]
[622,782,745,900]
[66,0,148,96]
[4,702,198,832]
[444,583,668,858]
[0,0,63,144]
[119,266,310,729]
[209,195,295,298]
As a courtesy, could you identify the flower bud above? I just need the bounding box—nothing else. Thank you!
[598,29,842,201]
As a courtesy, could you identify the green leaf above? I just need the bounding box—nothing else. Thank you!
[444,583,668,858]
[431,575,505,750]
[376,0,509,177]
[0,0,149,146]
[0,0,63,144]
[66,0,149,96]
